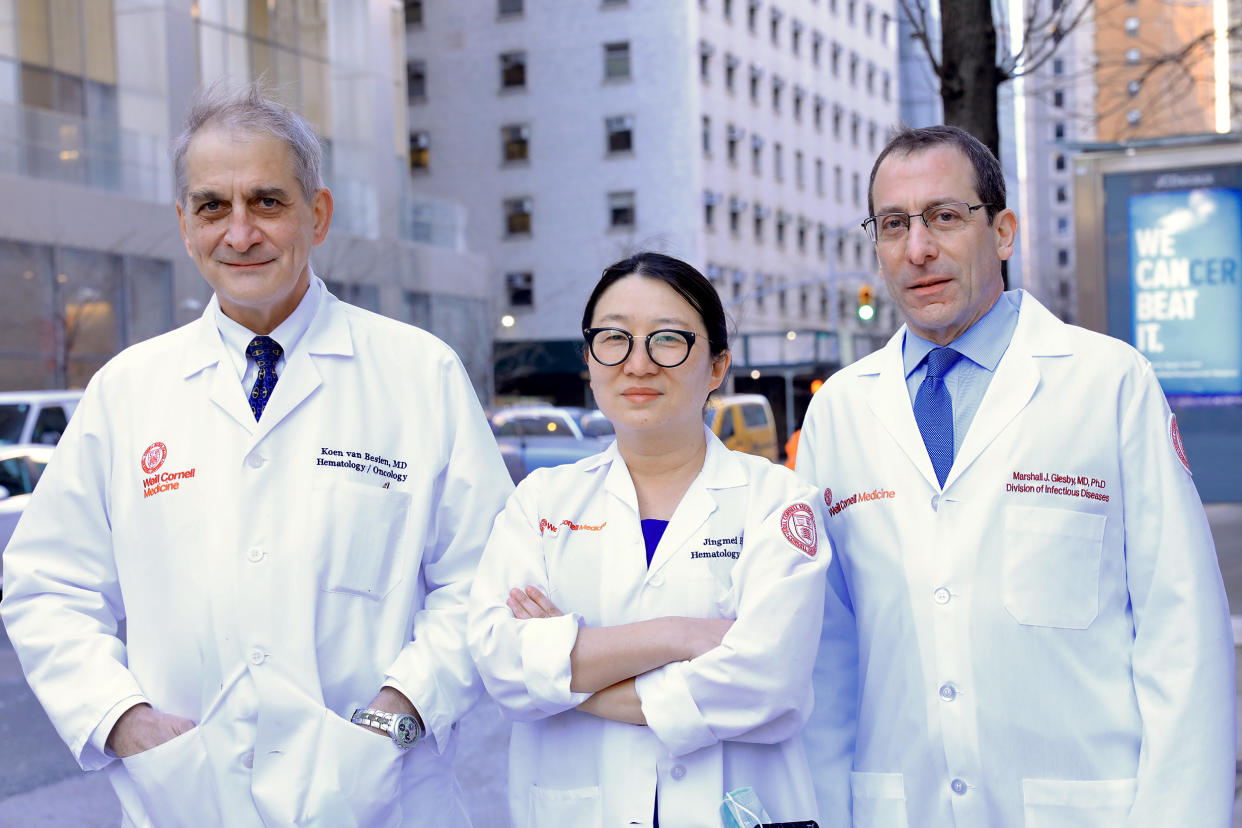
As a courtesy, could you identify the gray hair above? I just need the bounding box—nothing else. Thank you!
[171,79,324,207]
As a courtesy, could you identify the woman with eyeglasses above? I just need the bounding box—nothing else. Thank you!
[468,252,828,828]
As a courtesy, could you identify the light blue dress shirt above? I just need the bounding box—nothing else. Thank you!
[902,290,1022,455]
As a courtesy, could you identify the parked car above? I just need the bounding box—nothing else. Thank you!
[704,393,779,463]
[490,406,614,446]
[0,390,84,446]
[490,406,614,483]
[0,444,55,592]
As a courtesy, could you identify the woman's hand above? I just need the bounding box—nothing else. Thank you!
[507,585,563,619]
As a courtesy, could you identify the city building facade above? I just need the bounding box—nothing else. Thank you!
[404,0,901,429]
[0,0,493,399]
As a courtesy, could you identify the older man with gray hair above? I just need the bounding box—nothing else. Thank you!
[1,81,511,827]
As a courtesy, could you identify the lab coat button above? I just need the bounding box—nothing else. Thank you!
[241,751,254,769]
[248,648,267,665]
[933,587,951,605]
[247,548,264,563]
[951,778,967,795]
[670,764,686,780]
[248,454,264,469]
[938,683,957,701]
[650,574,665,588]
[930,494,941,510]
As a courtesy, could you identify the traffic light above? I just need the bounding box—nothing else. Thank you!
[857,284,875,321]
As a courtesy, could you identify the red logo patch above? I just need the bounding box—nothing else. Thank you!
[141,442,167,474]
[823,487,833,509]
[1170,414,1191,474]
[781,503,818,558]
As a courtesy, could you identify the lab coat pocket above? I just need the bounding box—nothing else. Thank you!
[526,784,602,828]
[120,726,221,828]
[849,771,909,828]
[311,479,412,599]
[303,709,404,827]
[1021,777,1136,827]
[1002,506,1105,629]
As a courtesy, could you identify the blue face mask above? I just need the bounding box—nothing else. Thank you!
[720,786,771,828]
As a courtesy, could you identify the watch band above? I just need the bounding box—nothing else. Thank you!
[350,707,423,749]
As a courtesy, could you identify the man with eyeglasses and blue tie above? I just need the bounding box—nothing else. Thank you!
[1,81,511,827]
[796,125,1234,827]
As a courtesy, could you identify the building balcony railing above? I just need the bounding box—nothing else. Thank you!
[0,101,170,202]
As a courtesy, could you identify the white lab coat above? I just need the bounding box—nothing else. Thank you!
[797,291,1236,827]
[468,429,828,828]
[0,286,513,827]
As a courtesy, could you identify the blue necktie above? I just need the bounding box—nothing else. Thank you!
[246,336,283,421]
[914,347,963,488]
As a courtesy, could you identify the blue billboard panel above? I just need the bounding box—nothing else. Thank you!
[1127,188,1242,397]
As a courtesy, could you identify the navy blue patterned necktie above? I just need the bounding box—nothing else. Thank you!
[914,346,963,488]
[246,336,283,421]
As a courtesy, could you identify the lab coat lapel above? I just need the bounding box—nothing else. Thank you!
[246,294,353,448]
[181,305,255,432]
[646,432,746,581]
[946,293,1070,487]
[864,331,942,491]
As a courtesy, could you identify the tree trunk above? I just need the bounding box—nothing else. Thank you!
[937,0,1002,159]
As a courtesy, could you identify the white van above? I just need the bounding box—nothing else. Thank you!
[0,390,84,446]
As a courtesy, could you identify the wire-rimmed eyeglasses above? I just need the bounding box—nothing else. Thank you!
[583,327,698,368]
[861,202,992,243]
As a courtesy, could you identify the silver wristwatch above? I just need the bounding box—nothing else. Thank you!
[350,707,422,750]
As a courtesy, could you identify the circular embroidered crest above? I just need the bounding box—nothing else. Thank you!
[1169,413,1190,473]
[781,502,818,558]
[141,442,167,474]
[823,487,833,509]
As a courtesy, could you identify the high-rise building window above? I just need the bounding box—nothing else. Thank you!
[405,1,424,26]
[409,131,429,171]
[703,191,718,228]
[1126,109,1141,126]
[771,76,784,113]
[724,0,734,19]
[730,197,745,235]
[793,86,804,121]
[864,3,873,34]
[1054,153,1066,172]
[852,171,861,205]
[812,31,823,65]
[815,158,824,195]
[1054,121,1065,139]
[798,218,809,251]
[834,165,843,200]
[699,41,714,81]
[407,60,427,101]
[748,0,760,32]
[1053,58,1064,75]
[727,123,744,164]
[794,151,804,189]
[725,54,738,91]
[1057,216,1070,235]
[1124,17,1139,35]
[754,204,767,242]
[751,135,763,174]
[818,224,828,258]
[831,42,841,76]
[504,197,533,235]
[506,272,533,306]
[1057,249,1070,267]
[702,115,712,155]
[606,115,634,153]
[604,42,631,80]
[608,191,636,228]
[773,142,783,181]
[500,52,527,89]
[791,19,802,54]
[849,52,859,85]
[502,124,530,162]
[1127,79,1141,97]
[1125,48,1140,65]
[1055,185,1067,203]
[498,0,524,16]
[776,213,788,247]
[1053,89,1064,108]
[813,96,825,130]
[749,65,763,102]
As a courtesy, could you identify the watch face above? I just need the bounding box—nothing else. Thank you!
[393,714,418,748]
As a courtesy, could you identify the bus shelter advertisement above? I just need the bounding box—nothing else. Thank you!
[1121,166,1242,404]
